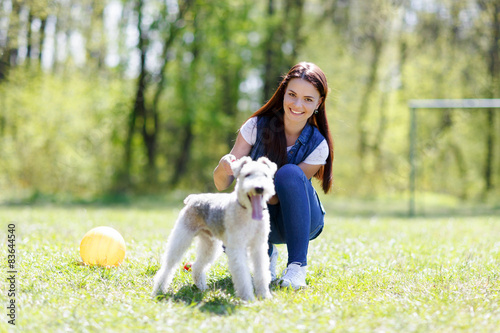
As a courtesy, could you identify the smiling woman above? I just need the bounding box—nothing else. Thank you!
[213,62,334,290]
[283,78,323,145]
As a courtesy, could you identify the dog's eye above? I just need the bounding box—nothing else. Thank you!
[245,173,253,178]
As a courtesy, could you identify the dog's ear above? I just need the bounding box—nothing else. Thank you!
[231,156,252,178]
[257,157,277,176]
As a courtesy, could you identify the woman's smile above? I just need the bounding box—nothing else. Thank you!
[290,108,304,115]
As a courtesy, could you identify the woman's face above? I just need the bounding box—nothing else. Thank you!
[283,78,322,128]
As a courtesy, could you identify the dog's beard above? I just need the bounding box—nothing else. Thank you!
[249,193,264,220]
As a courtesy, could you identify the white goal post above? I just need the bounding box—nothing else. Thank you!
[408,99,500,217]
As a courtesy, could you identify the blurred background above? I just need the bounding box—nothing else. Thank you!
[0,0,499,214]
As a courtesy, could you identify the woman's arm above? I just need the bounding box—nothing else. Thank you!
[297,162,322,180]
[213,132,253,191]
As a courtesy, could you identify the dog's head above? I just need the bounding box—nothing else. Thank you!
[231,156,277,220]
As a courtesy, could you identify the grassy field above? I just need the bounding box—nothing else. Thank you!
[0,204,499,332]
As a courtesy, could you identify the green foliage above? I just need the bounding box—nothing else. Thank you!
[0,206,499,331]
[0,0,499,203]
[0,68,132,200]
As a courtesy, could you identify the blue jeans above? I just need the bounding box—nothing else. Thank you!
[267,164,325,267]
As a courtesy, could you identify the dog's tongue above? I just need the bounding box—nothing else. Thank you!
[250,194,264,220]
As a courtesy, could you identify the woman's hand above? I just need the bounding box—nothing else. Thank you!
[219,154,237,176]
[213,132,253,191]
[268,194,279,205]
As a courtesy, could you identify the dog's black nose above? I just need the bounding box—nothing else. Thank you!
[255,187,264,194]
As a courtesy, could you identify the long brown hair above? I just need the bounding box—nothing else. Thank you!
[250,62,334,193]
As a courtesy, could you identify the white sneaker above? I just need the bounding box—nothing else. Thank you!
[269,244,278,281]
[278,263,307,289]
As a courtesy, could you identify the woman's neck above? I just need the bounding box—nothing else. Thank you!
[284,119,307,146]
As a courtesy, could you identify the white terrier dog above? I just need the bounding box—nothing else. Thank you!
[152,156,277,301]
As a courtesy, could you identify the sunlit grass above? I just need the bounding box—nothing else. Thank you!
[0,206,499,332]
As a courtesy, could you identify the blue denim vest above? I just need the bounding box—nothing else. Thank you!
[249,116,326,169]
[249,116,326,215]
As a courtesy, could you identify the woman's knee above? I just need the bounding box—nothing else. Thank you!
[274,164,306,191]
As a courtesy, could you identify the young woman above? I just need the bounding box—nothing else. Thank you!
[213,62,334,289]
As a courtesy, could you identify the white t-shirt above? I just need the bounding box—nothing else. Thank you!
[239,117,328,165]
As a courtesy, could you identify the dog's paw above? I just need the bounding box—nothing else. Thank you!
[242,294,256,302]
[194,281,208,292]
[151,281,165,297]
[151,285,161,298]
[236,290,256,302]
[255,287,272,300]
[151,277,171,299]
[259,291,272,300]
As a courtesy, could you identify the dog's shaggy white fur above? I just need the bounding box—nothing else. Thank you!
[152,156,277,301]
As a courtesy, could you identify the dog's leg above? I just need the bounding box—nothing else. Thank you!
[191,232,222,291]
[152,218,196,297]
[226,245,255,301]
[250,242,272,299]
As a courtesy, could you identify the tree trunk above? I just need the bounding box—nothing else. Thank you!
[284,0,304,64]
[170,120,194,186]
[170,5,198,186]
[357,36,383,161]
[134,0,158,186]
[0,0,23,80]
[263,0,279,102]
[26,11,33,64]
[0,50,9,82]
[38,17,47,66]
[262,0,304,103]
[123,0,149,188]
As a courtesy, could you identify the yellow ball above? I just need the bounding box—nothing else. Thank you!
[80,226,126,267]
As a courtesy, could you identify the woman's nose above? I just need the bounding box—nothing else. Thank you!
[293,99,302,108]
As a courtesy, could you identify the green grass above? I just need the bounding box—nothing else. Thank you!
[1,205,499,332]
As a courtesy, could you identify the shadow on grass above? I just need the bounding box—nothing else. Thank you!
[155,276,239,315]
